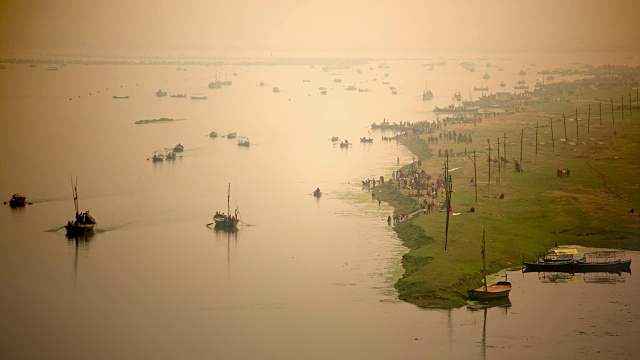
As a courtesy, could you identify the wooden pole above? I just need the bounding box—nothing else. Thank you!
[520,128,524,167]
[487,139,491,196]
[535,122,538,163]
[502,133,507,182]
[599,101,602,126]
[563,112,567,147]
[575,108,579,143]
[611,98,615,125]
[550,118,555,153]
[497,137,501,185]
[621,95,624,121]
[588,104,591,133]
[444,154,451,251]
[473,150,478,203]
[630,92,633,116]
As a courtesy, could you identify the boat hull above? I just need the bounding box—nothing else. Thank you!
[64,223,95,236]
[523,259,631,273]
[467,281,511,301]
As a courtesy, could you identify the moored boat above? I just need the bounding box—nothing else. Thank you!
[523,250,632,273]
[156,89,167,97]
[313,188,322,197]
[151,150,164,162]
[360,137,373,143]
[209,130,218,138]
[467,227,511,301]
[173,143,184,152]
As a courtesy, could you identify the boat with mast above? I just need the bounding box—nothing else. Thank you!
[467,227,511,301]
[64,176,97,236]
[213,184,239,229]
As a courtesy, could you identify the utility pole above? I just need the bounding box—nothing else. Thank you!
[550,118,555,153]
[473,150,477,203]
[611,98,615,125]
[487,139,491,196]
[575,108,579,143]
[563,112,567,147]
[502,132,507,182]
[520,128,524,168]
[497,137,501,185]
[535,122,538,163]
[599,101,602,126]
[588,104,591,133]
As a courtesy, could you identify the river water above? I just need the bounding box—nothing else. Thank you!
[1,52,638,359]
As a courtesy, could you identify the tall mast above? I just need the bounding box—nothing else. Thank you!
[70,174,79,218]
[482,227,487,292]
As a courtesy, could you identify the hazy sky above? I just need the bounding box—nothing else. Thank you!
[1,0,639,56]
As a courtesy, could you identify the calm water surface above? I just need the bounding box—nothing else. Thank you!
[1,53,638,359]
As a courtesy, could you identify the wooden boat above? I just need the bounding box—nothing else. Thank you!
[151,150,164,162]
[473,86,488,91]
[313,188,322,197]
[434,105,479,114]
[173,143,184,152]
[64,176,97,236]
[165,150,177,160]
[170,93,186,98]
[112,95,130,99]
[8,193,26,207]
[523,250,631,273]
[339,140,351,148]
[467,228,511,301]
[213,184,240,229]
[155,89,167,97]
[331,136,340,142]
[209,130,218,138]
[226,131,237,139]
[360,137,373,143]
[237,137,250,147]
[190,95,208,100]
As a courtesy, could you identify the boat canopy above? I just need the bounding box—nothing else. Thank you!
[548,248,579,255]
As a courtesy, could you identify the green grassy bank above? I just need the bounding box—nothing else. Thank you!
[377,88,640,308]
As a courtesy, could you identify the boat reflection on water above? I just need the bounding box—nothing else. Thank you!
[66,231,96,287]
[530,270,630,284]
[467,297,510,360]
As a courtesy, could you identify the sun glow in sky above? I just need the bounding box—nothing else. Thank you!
[1,0,639,57]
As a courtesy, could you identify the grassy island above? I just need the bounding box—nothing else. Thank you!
[377,82,640,308]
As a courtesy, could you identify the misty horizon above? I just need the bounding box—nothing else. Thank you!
[2,0,640,58]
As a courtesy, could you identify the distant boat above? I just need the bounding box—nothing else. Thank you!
[358,88,369,92]
[64,176,97,236]
[467,227,511,301]
[320,90,327,95]
[213,184,240,229]
[273,87,280,93]
[499,81,506,87]
[482,73,490,80]
[208,130,218,138]
[150,150,164,162]
[237,137,250,147]
[260,81,265,86]
[360,137,373,143]
[334,78,342,83]
[346,85,357,91]
[173,143,184,152]
[112,95,130,99]
[313,188,322,197]
[519,69,527,76]
[190,95,208,100]
[423,82,434,100]
[473,86,488,91]
[391,90,398,95]
[165,150,177,160]
[7,193,26,207]
[331,136,340,142]
[303,79,310,82]
[514,85,529,90]
[170,93,186,98]
[47,66,58,71]
[339,140,351,148]
[155,89,167,97]
[434,105,479,113]
[226,131,237,139]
